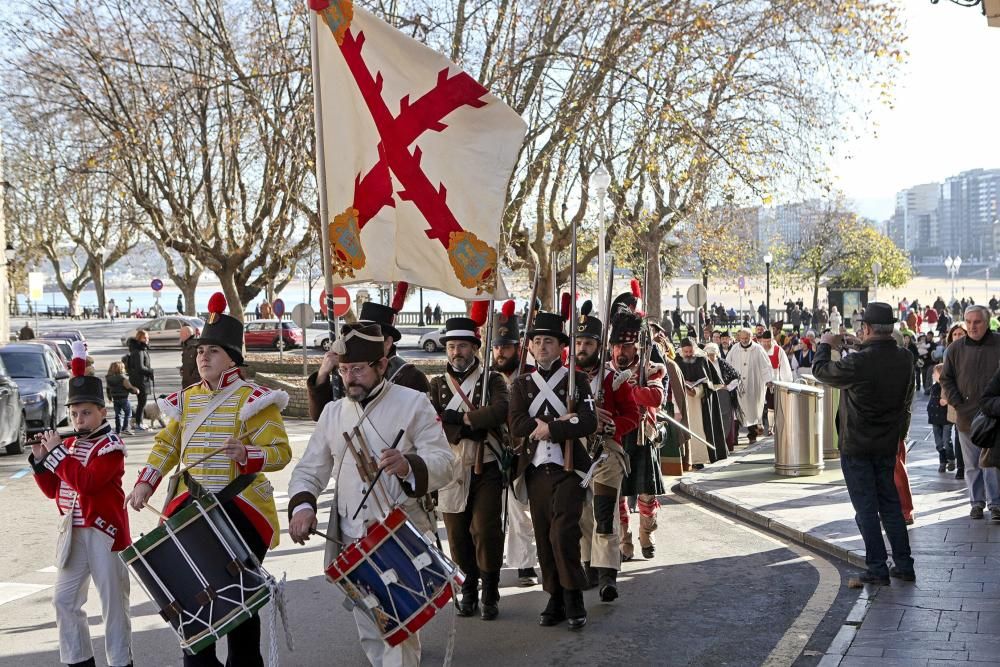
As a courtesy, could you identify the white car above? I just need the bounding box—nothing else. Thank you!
[311,330,334,351]
[419,328,446,352]
[120,316,205,347]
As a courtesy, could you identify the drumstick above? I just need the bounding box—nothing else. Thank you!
[173,445,228,478]
[352,429,405,520]
[309,528,344,546]
[142,503,167,520]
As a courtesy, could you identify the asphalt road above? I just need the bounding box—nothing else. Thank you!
[0,318,858,666]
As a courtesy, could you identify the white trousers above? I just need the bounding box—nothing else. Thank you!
[54,527,132,666]
[353,607,421,667]
[504,491,537,570]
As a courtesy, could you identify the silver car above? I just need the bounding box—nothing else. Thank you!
[0,343,70,433]
[120,316,205,348]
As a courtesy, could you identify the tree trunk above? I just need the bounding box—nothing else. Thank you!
[218,269,245,323]
[181,281,199,317]
[644,230,666,318]
[90,261,106,317]
[66,290,81,318]
[812,276,821,312]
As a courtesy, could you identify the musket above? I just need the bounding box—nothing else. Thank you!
[638,253,652,443]
[517,267,541,378]
[564,220,579,472]
[588,255,616,456]
[474,300,496,475]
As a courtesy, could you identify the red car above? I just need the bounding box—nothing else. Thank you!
[244,320,303,350]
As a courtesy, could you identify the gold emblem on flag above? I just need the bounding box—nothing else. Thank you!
[318,0,353,46]
[329,207,366,278]
[447,231,497,294]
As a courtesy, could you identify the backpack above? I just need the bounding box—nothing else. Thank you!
[122,352,132,373]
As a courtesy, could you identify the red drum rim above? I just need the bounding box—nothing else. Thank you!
[325,507,408,582]
[385,583,454,647]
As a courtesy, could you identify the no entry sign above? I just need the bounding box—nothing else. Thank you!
[320,286,351,317]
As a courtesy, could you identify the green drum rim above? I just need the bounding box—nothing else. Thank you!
[120,495,222,562]
[184,588,271,654]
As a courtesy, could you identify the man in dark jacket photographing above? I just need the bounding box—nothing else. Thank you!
[813,302,915,586]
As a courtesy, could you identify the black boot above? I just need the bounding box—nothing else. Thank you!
[598,568,618,603]
[456,575,479,617]
[583,561,598,590]
[538,593,566,626]
[68,659,97,667]
[480,571,500,621]
[563,588,587,630]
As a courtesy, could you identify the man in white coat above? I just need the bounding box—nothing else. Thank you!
[725,328,774,443]
[288,323,454,667]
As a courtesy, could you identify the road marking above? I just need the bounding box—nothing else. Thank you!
[674,494,841,667]
[0,582,51,606]
[36,566,57,573]
[10,468,30,480]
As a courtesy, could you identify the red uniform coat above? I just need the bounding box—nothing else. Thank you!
[31,425,131,552]
[588,364,641,440]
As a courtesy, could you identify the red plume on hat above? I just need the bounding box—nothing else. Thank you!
[70,340,87,378]
[630,278,642,300]
[470,300,490,327]
[207,292,227,324]
[560,292,572,321]
[390,282,409,314]
[501,299,515,319]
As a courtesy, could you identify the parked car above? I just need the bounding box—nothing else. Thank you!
[311,331,334,351]
[0,355,27,455]
[120,316,205,347]
[0,343,69,434]
[39,329,86,342]
[34,338,72,369]
[419,328,446,352]
[245,320,304,350]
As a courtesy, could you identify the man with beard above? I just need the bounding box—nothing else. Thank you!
[726,328,773,443]
[575,302,639,601]
[719,330,733,359]
[307,283,429,419]
[492,300,540,587]
[430,313,510,620]
[611,307,668,560]
[288,323,454,667]
[677,338,728,465]
[509,311,597,630]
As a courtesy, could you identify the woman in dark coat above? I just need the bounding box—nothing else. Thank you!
[127,330,155,430]
[705,343,741,451]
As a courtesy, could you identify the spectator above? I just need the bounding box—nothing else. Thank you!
[789,305,802,333]
[828,306,842,333]
[424,304,433,324]
[179,325,200,388]
[927,363,956,473]
[106,360,139,435]
[433,304,442,324]
[757,301,768,325]
[671,309,684,343]
[924,305,938,333]
[126,330,155,431]
[903,334,920,392]
[812,302,915,584]
[18,321,34,340]
[941,305,1000,520]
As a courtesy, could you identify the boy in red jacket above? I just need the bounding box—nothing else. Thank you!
[30,346,133,667]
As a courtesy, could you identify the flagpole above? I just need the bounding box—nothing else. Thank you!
[309,5,338,340]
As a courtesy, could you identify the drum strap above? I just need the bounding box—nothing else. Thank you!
[184,471,257,505]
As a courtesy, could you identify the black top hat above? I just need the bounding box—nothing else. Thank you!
[609,304,642,345]
[67,375,105,408]
[526,311,569,345]
[199,293,245,366]
[334,323,386,363]
[359,301,401,342]
[441,317,481,346]
[492,300,520,346]
[857,302,898,325]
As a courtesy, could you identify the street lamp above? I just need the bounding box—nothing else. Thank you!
[763,252,773,326]
[590,165,611,317]
[872,261,882,302]
[945,255,962,302]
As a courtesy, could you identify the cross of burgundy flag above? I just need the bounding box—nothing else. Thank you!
[310,1,526,299]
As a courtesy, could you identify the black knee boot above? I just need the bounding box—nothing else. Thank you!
[456,575,479,617]
[480,571,500,620]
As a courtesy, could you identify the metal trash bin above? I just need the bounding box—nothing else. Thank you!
[772,381,825,476]
[800,373,840,460]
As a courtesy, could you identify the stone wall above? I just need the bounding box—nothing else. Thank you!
[252,372,310,418]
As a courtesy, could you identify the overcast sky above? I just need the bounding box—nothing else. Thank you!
[832,1,1000,221]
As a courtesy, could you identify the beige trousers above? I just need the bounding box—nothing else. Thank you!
[579,452,626,571]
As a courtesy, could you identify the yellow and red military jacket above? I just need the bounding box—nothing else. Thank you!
[135,367,291,549]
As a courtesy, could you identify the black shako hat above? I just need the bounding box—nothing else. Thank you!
[576,301,602,341]
[440,317,481,346]
[857,302,898,325]
[199,293,245,366]
[492,300,520,346]
[609,303,642,344]
[334,322,386,363]
[526,311,569,345]
[67,375,105,408]
[359,301,401,342]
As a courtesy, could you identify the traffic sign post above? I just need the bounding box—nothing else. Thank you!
[687,283,708,342]
[151,278,163,317]
[273,299,286,360]
[738,276,746,323]
[292,303,315,378]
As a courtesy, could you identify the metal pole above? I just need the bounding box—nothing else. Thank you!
[551,252,558,310]
[418,287,424,326]
[765,262,771,326]
[597,191,606,318]
[310,5,338,343]
[302,271,308,379]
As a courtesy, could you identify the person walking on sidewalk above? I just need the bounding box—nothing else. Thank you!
[812,302,915,585]
[940,305,1000,521]
[928,364,956,473]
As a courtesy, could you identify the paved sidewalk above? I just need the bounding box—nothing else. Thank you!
[677,402,1000,666]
